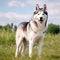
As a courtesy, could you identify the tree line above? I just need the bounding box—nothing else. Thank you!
[0,23,17,32]
[46,23,60,34]
[0,23,60,34]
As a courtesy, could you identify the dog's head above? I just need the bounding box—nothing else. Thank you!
[33,4,48,24]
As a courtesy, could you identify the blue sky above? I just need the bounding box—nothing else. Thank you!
[0,0,60,26]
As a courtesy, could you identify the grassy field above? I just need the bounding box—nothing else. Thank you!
[0,31,60,60]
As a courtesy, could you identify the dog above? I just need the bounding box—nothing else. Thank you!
[15,4,48,57]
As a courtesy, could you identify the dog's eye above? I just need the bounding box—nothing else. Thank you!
[38,14,39,15]
[42,13,44,15]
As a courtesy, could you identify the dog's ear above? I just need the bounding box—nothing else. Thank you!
[43,4,47,12]
[35,4,39,12]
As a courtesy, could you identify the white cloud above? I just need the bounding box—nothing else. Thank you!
[0,12,30,20]
[27,0,46,5]
[8,0,26,7]
[0,0,60,25]
[47,2,60,17]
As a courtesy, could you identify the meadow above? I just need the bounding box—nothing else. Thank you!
[0,30,60,60]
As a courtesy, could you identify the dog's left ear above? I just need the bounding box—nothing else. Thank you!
[43,4,47,12]
[35,4,39,12]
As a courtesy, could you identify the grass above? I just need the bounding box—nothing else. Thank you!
[0,31,15,46]
[0,31,60,60]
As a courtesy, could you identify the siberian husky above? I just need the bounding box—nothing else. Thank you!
[15,4,48,57]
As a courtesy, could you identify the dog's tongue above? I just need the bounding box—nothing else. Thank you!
[40,19,43,21]
[38,20,43,23]
[40,21,43,23]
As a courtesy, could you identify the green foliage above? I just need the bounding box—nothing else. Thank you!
[0,23,17,32]
[0,33,60,60]
[46,23,60,34]
[14,25,17,31]
[10,23,13,29]
[0,31,15,46]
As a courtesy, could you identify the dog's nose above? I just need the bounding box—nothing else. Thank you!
[40,17,43,21]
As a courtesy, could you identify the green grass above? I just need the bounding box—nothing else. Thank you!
[0,31,60,60]
[0,31,15,46]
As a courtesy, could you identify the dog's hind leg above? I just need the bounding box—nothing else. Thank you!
[19,41,25,57]
[20,38,27,57]
[15,37,23,57]
[21,42,25,57]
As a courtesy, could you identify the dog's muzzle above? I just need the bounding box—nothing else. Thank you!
[40,17,43,21]
[40,17,43,23]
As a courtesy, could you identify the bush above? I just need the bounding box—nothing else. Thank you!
[46,23,60,34]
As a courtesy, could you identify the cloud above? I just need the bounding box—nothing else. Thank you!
[47,2,60,18]
[27,0,45,4]
[0,12,30,20]
[8,0,26,7]
[0,0,60,25]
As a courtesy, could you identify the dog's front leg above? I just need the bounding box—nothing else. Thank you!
[29,40,34,57]
[38,39,43,57]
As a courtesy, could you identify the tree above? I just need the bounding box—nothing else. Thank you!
[46,23,60,34]
[10,23,13,31]
[5,24,11,31]
[14,25,17,31]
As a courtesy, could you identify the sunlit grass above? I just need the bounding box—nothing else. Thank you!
[0,31,60,60]
[0,31,15,46]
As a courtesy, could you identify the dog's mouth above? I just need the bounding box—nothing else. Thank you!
[40,20,43,23]
[39,17,43,23]
[38,19,43,23]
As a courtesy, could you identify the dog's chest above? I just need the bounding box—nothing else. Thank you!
[34,33,43,42]
[29,31,43,42]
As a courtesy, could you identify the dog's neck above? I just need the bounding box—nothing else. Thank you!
[29,19,45,34]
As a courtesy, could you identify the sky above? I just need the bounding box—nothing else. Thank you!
[0,0,60,26]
